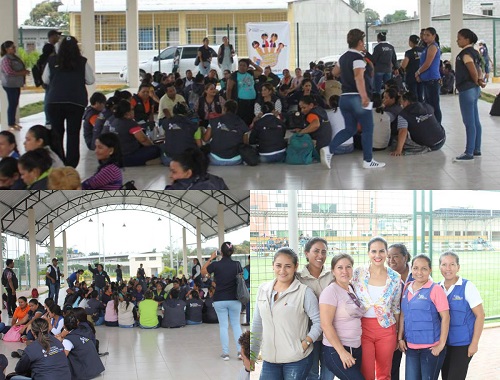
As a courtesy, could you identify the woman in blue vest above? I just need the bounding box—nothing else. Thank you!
[438,251,485,380]
[398,254,450,380]
[453,28,486,162]
[415,27,442,124]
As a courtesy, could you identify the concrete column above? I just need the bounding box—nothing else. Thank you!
[28,208,37,289]
[63,230,68,279]
[126,0,140,88]
[49,222,55,260]
[196,218,202,264]
[288,191,299,254]
[81,0,96,95]
[178,13,187,44]
[419,0,432,31]
[450,0,463,65]
[217,203,225,249]
[0,0,19,129]
[182,227,187,277]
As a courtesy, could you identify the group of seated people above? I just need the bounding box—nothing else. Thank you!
[62,274,220,329]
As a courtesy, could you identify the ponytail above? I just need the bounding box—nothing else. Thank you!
[31,318,51,352]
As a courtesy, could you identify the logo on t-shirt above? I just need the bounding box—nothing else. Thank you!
[451,295,464,301]
[168,123,181,130]
[417,294,428,300]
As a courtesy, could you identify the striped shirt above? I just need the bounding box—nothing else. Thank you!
[82,163,122,190]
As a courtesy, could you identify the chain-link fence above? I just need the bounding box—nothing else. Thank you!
[250,190,500,321]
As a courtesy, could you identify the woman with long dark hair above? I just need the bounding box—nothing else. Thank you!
[24,124,64,168]
[0,131,20,160]
[43,35,95,168]
[0,40,29,131]
[201,242,244,360]
[416,27,442,124]
[401,35,424,102]
[82,132,123,189]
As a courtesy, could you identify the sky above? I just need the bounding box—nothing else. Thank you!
[19,0,420,26]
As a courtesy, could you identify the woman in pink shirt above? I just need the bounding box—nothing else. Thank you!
[104,292,119,327]
[319,253,364,380]
[398,254,450,380]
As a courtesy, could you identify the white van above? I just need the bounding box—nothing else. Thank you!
[119,44,237,81]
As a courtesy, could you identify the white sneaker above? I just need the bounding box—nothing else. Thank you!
[221,354,230,361]
[320,147,333,169]
[363,159,386,169]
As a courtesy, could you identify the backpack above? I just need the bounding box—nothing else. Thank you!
[121,180,137,190]
[285,133,315,165]
[238,143,260,166]
[490,94,500,116]
[31,63,44,87]
[1,270,7,286]
[31,288,39,298]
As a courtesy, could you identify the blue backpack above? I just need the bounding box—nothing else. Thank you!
[285,133,315,165]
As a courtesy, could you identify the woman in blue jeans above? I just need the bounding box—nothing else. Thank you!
[250,248,321,380]
[0,41,29,131]
[398,254,450,380]
[202,242,243,361]
[416,27,442,124]
[454,28,486,162]
[321,28,385,170]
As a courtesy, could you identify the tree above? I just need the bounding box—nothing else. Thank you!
[23,1,69,30]
[383,10,409,24]
[364,8,380,24]
[349,0,365,12]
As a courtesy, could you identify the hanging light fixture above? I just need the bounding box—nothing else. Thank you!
[88,218,93,223]
[122,223,126,227]
[158,217,162,221]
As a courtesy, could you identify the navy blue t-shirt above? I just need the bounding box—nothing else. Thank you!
[339,50,373,95]
[207,256,240,302]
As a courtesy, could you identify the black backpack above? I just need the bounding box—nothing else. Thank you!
[32,54,50,87]
[490,94,500,116]
[238,143,260,166]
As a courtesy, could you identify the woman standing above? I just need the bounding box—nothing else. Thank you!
[401,35,424,102]
[321,29,385,170]
[454,29,485,162]
[192,258,202,287]
[201,242,243,360]
[250,248,321,379]
[320,253,365,380]
[0,41,29,131]
[43,36,95,168]
[352,236,401,380]
[439,251,484,380]
[398,254,450,380]
[416,27,442,124]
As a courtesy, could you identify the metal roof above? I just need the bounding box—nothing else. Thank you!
[0,191,249,244]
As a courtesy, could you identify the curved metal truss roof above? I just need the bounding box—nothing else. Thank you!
[0,191,249,244]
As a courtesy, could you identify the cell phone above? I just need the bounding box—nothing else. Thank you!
[216,250,221,256]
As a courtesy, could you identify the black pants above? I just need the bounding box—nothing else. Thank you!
[6,288,16,316]
[441,345,472,380]
[237,98,255,126]
[391,348,403,380]
[48,103,86,168]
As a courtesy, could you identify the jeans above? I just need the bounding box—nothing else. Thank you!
[422,80,442,124]
[48,103,86,168]
[48,282,61,305]
[373,72,392,94]
[95,316,105,326]
[199,62,211,76]
[261,354,314,380]
[322,344,364,380]
[123,145,161,167]
[119,324,136,328]
[406,80,424,102]
[139,323,159,329]
[6,287,16,315]
[332,144,354,155]
[0,322,5,333]
[213,300,242,355]
[186,320,203,325]
[2,86,21,126]
[306,341,335,380]
[405,346,446,380]
[458,86,482,155]
[209,153,242,166]
[10,376,32,380]
[329,94,374,162]
[66,279,75,289]
[259,151,286,163]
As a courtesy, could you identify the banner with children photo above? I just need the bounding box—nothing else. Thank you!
[245,22,290,74]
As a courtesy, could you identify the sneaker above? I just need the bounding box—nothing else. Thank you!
[473,151,482,156]
[453,153,474,162]
[362,159,386,169]
[220,354,230,361]
[320,147,333,169]
[237,352,242,360]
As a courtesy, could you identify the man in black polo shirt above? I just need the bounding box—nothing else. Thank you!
[46,258,63,305]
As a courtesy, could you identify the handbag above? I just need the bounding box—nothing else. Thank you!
[3,325,23,342]
[236,262,250,305]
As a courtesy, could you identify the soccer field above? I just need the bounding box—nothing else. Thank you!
[249,250,500,320]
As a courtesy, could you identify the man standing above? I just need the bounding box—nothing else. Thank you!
[217,36,235,73]
[2,259,18,317]
[242,256,250,326]
[371,32,397,95]
[137,263,146,281]
[46,258,63,304]
[40,30,61,127]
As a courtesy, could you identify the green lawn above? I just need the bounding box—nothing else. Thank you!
[250,250,500,321]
